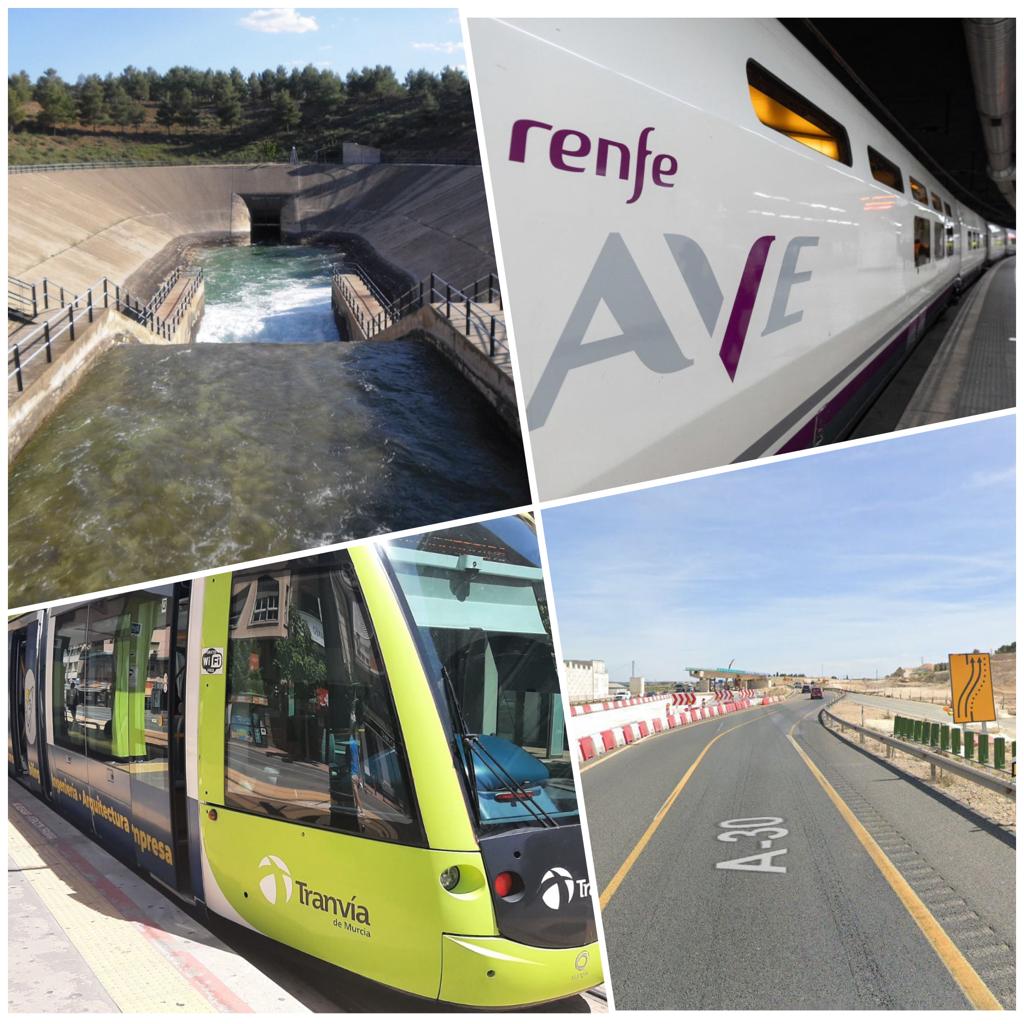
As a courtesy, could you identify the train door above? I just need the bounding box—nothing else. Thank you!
[11,614,50,796]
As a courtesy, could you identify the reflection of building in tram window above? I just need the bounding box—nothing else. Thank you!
[914,216,931,266]
[224,556,419,844]
[49,591,174,765]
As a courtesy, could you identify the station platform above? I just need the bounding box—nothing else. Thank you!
[854,258,1015,437]
[899,256,1016,427]
[7,786,310,1013]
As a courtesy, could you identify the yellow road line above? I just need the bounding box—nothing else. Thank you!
[787,714,1002,1011]
[8,813,215,1013]
[599,705,785,910]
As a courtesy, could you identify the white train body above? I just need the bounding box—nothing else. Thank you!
[469,18,1014,499]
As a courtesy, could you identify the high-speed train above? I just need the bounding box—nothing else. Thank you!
[469,18,1016,499]
[8,516,601,1007]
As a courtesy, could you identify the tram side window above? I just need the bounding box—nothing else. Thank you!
[867,146,904,191]
[52,606,90,755]
[914,217,931,266]
[945,203,955,256]
[909,177,928,204]
[80,592,172,766]
[931,191,943,213]
[746,60,852,164]
[224,556,422,845]
[934,221,945,260]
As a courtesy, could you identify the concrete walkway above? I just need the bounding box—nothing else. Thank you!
[7,788,310,1013]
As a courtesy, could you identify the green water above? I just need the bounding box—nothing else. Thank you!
[9,339,529,608]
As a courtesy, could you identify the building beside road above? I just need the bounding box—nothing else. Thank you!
[564,659,610,702]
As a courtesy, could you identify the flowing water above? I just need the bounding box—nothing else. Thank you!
[9,245,529,607]
[195,244,339,344]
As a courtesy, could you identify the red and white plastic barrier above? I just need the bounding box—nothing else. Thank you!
[572,692,789,762]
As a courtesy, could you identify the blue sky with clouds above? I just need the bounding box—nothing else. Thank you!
[543,417,1015,681]
[8,8,464,81]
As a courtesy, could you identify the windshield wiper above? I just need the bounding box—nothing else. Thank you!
[439,665,557,829]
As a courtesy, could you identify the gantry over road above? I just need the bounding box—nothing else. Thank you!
[582,692,1015,1010]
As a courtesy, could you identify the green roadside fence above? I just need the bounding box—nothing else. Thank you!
[892,714,1012,775]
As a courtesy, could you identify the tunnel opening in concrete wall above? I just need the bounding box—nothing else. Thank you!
[234,193,289,243]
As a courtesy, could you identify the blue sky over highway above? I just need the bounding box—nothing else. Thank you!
[8,8,463,80]
[544,416,1015,681]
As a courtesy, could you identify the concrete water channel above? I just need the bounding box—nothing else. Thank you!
[8,164,528,608]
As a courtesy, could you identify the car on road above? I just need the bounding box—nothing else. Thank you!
[801,684,811,693]
[810,686,824,699]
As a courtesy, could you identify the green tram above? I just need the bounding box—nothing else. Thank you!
[8,515,601,1007]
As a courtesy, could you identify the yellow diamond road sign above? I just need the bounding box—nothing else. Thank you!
[948,652,996,725]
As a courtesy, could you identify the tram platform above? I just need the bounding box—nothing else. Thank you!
[7,786,310,1013]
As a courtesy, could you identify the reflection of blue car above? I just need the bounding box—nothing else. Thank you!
[458,734,567,824]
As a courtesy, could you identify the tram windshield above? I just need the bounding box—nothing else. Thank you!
[382,517,579,833]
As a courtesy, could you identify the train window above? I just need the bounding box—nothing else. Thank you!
[946,212,955,256]
[931,192,943,213]
[51,605,90,755]
[909,177,928,204]
[914,217,931,266]
[934,221,945,260]
[224,555,422,845]
[746,60,852,165]
[867,147,904,191]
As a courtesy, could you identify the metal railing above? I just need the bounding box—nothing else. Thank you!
[8,273,78,321]
[332,263,508,360]
[821,706,1015,799]
[380,150,481,166]
[8,267,204,393]
[8,159,292,174]
[462,272,502,309]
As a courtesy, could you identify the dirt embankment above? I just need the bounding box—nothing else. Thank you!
[828,698,1015,832]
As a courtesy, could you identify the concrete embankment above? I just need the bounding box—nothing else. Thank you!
[8,163,496,296]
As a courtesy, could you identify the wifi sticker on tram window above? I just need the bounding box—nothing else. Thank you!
[714,816,788,874]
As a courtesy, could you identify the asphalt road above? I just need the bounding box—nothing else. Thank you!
[842,691,1016,739]
[582,696,1015,1010]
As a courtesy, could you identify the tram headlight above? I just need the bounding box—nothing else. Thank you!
[439,865,461,891]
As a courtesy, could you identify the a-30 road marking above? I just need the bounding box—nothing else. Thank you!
[715,816,789,874]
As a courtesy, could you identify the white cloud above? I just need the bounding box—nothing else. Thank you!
[411,40,464,55]
[240,9,318,34]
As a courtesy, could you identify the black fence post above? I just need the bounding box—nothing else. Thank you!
[59,285,65,306]
[103,278,109,309]
[87,288,94,323]
[490,315,496,357]
[13,345,23,392]
[465,299,471,334]
[446,283,451,319]
[115,284,121,311]
[68,304,76,342]
[44,322,52,363]
[43,278,49,311]
[31,283,38,318]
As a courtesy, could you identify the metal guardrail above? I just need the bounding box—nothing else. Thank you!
[8,267,203,393]
[820,706,1016,799]
[462,272,502,309]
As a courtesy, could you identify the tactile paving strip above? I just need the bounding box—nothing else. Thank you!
[8,802,215,1013]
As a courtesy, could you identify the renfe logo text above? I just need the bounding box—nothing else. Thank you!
[509,120,678,205]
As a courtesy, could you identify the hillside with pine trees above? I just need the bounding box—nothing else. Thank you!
[8,63,479,165]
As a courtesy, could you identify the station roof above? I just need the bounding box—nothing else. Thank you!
[686,667,767,677]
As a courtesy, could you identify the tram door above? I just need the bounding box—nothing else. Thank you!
[8,616,47,795]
